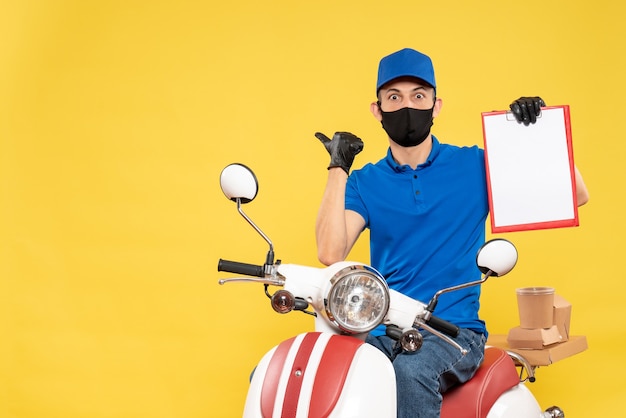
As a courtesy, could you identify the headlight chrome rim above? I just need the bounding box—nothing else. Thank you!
[324,264,390,334]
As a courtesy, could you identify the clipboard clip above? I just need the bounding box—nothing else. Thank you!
[505,111,543,122]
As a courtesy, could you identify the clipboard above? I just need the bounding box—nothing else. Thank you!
[482,105,579,233]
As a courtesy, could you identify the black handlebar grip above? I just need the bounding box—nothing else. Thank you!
[217,259,265,277]
[426,315,460,338]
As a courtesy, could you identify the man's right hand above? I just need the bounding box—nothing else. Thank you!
[314,131,364,175]
[510,97,546,126]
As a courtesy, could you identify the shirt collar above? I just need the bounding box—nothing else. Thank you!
[386,135,441,172]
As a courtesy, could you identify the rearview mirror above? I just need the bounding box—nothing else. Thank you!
[476,239,518,277]
[220,163,258,203]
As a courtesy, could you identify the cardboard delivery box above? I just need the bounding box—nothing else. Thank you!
[553,294,572,341]
[507,325,562,349]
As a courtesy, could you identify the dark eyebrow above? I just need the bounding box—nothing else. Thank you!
[384,86,428,94]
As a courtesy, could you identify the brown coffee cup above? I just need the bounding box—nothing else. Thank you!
[516,287,555,329]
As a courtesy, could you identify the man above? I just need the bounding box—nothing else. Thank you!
[314,48,588,418]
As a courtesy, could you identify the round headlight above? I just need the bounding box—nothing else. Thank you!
[325,265,390,334]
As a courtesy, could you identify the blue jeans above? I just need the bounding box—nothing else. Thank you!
[366,328,486,418]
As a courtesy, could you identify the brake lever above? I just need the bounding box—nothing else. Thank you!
[218,276,285,286]
[416,320,468,355]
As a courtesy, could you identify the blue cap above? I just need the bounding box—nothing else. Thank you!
[376,48,436,94]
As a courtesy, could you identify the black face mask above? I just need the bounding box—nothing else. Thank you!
[379,104,434,147]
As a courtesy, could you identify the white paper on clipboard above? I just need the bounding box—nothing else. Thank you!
[482,105,579,233]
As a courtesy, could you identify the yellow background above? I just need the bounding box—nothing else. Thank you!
[1,1,624,417]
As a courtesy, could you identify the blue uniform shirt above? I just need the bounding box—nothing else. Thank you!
[345,136,489,336]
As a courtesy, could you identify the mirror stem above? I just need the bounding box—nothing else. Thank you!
[237,198,275,268]
[424,270,494,318]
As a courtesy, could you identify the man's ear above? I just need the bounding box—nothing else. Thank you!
[370,101,383,122]
[433,97,443,118]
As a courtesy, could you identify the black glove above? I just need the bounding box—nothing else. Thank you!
[315,131,364,175]
[510,97,546,126]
